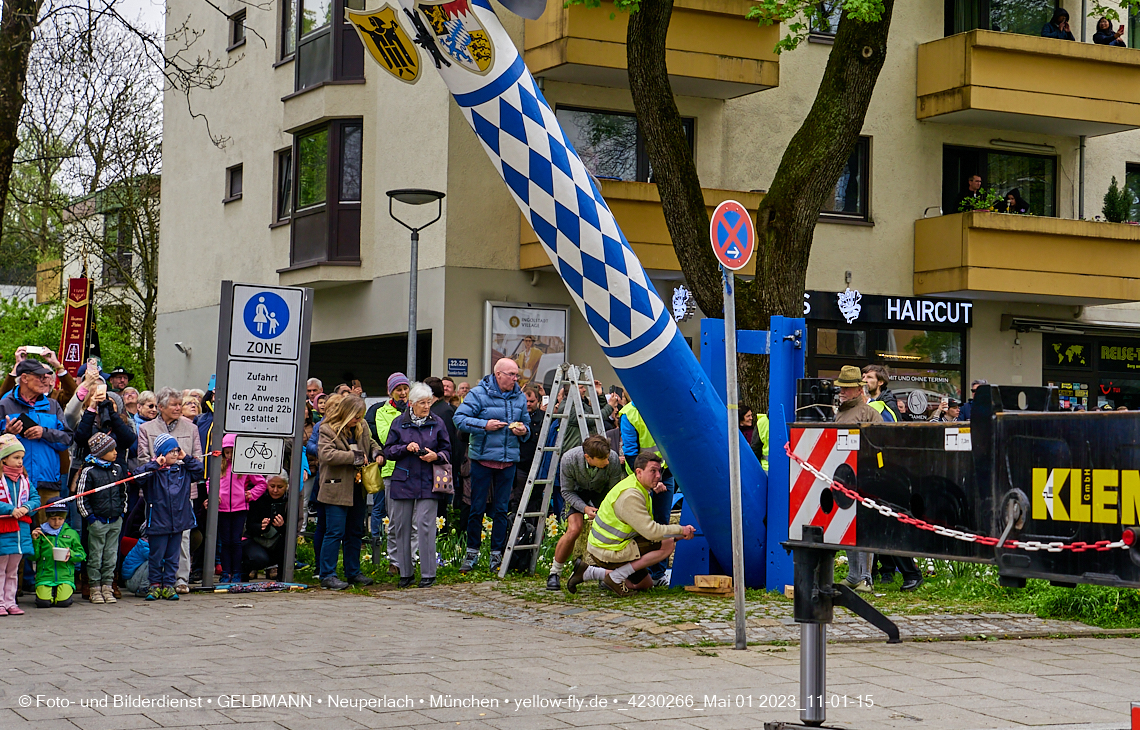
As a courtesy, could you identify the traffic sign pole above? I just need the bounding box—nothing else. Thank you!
[709,199,755,650]
[723,265,747,651]
[282,288,313,584]
[204,280,235,589]
[206,280,311,589]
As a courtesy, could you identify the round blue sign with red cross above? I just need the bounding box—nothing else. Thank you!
[709,199,755,271]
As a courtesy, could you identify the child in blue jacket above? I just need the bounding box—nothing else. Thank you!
[140,433,203,601]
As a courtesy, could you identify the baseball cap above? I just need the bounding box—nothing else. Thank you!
[15,359,53,377]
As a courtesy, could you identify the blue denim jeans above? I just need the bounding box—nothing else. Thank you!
[320,498,365,580]
[312,501,325,573]
[648,473,676,580]
[466,461,515,554]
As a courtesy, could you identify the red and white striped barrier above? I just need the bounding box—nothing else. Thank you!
[788,427,859,545]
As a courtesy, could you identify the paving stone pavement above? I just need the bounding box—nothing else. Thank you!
[391,582,1139,648]
[2,589,1139,730]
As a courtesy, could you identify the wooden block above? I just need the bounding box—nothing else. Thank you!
[684,586,733,597]
[784,585,794,599]
[694,574,732,589]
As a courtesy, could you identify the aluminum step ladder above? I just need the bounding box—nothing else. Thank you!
[498,363,608,578]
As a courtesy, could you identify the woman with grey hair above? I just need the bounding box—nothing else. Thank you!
[382,382,452,588]
[136,386,203,594]
[134,390,158,428]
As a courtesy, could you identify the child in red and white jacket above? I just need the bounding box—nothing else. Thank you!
[218,434,267,583]
[0,435,39,615]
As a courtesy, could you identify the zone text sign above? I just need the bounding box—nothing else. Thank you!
[229,284,303,360]
[226,359,299,436]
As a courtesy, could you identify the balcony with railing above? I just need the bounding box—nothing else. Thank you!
[524,0,779,99]
[914,211,1140,303]
[916,29,1140,137]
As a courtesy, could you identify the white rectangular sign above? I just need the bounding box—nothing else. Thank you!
[229,284,304,361]
[225,359,299,436]
[944,427,972,452]
[232,435,284,475]
[836,429,860,452]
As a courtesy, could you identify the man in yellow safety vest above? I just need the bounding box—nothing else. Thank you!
[617,401,675,584]
[566,451,695,597]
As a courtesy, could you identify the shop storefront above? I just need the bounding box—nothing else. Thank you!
[804,290,972,417]
[1042,333,1140,410]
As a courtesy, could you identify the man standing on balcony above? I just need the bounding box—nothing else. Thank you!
[955,173,983,212]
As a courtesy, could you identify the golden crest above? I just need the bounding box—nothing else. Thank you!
[346,5,420,83]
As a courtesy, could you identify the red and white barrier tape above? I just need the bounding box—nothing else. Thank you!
[0,450,222,518]
[784,443,1131,553]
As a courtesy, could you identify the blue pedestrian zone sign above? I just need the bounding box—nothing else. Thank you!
[244,291,290,339]
[229,284,304,361]
[709,200,756,271]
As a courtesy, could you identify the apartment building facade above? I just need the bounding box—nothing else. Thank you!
[158,0,1140,410]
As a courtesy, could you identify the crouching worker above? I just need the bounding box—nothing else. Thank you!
[31,499,85,608]
[567,451,694,597]
[546,435,625,591]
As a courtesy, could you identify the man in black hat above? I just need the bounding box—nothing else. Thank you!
[107,367,132,393]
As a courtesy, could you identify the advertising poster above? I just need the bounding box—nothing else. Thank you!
[485,303,567,389]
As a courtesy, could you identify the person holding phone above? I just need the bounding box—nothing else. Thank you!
[243,475,290,580]
[1042,7,1075,40]
[1093,16,1126,45]
[2,347,75,410]
[0,359,74,524]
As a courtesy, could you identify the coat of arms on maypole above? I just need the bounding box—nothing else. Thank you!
[346,5,421,83]
[415,0,494,74]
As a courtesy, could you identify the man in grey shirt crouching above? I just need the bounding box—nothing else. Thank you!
[545,434,625,591]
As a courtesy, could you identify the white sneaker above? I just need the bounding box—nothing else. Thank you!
[90,589,105,604]
[102,585,116,603]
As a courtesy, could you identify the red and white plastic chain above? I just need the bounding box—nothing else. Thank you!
[784,444,1130,554]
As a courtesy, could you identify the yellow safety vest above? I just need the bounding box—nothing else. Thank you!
[587,472,652,554]
[755,413,769,472]
[618,402,666,470]
[868,400,897,422]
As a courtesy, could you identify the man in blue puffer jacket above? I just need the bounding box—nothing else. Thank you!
[0,360,73,516]
[453,358,531,573]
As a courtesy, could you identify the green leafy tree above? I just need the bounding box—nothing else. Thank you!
[0,297,143,386]
[5,20,164,387]
[1103,176,1131,223]
[587,0,894,407]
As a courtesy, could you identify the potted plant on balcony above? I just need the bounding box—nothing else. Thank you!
[957,188,1001,213]
[1103,176,1133,223]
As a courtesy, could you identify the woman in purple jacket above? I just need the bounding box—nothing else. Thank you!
[383,383,451,588]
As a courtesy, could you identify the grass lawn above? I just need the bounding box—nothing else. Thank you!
[294,512,1140,630]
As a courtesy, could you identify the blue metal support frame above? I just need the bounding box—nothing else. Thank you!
[697,316,805,592]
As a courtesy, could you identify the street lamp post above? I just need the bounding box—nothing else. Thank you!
[386,188,445,380]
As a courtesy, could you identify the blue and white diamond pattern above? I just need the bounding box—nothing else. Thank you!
[456,67,675,361]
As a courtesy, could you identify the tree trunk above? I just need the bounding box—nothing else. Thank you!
[628,2,895,411]
[626,0,722,319]
[738,1,895,410]
[0,0,42,240]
